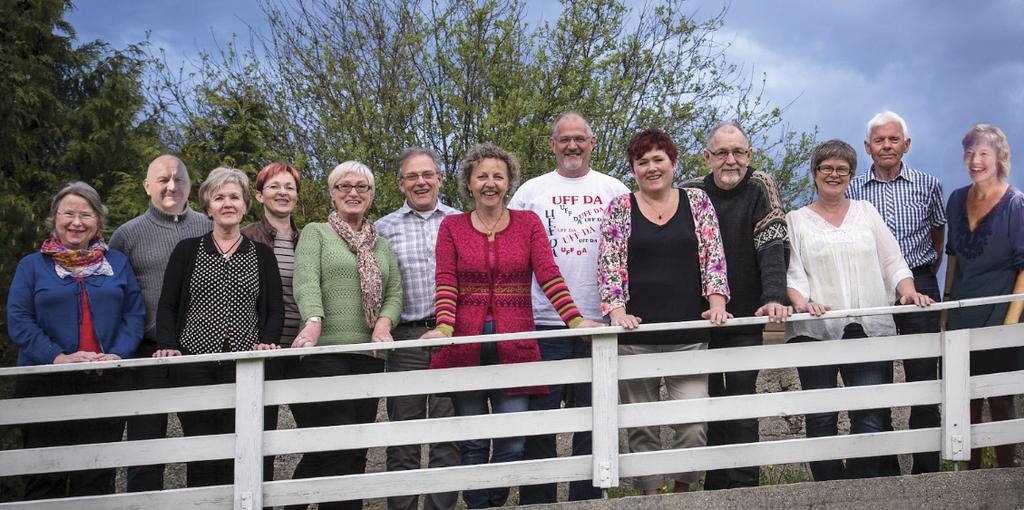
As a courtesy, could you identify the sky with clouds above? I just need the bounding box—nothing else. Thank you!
[67,0,1024,196]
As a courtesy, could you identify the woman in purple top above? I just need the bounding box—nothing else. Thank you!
[943,123,1024,469]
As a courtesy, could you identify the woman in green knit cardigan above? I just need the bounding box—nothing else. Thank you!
[289,160,402,510]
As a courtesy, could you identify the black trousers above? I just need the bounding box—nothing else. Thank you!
[892,266,942,474]
[703,331,761,490]
[172,361,280,488]
[126,343,171,492]
[173,362,236,488]
[263,353,301,482]
[287,353,384,510]
[15,370,130,500]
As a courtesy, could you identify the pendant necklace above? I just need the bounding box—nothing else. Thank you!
[475,209,506,237]
[638,193,671,220]
[214,234,243,258]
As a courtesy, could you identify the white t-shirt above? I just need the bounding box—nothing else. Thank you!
[510,169,630,325]
[784,200,913,341]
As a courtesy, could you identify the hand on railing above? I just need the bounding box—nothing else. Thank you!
[701,294,732,325]
[899,292,935,307]
[253,343,281,351]
[420,328,449,352]
[755,301,793,323]
[793,301,831,316]
[571,318,605,341]
[701,307,733,325]
[53,351,102,364]
[608,308,642,329]
[292,321,322,348]
[152,349,182,357]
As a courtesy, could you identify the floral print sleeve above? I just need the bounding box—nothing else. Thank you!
[685,188,731,300]
[598,193,633,316]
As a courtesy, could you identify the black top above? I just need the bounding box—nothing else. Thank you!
[685,169,790,337]
[623,189,710,345]
[156,232,284,353]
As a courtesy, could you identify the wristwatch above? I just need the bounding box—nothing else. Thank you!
[306,316,322,324]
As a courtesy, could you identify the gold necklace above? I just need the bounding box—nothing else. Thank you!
[474,208,506,237]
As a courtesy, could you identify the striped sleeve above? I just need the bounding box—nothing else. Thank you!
[434,284,458,336]
[540,276,583,327]
[433,217,458,337]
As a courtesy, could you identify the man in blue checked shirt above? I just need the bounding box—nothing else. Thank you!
[376,147,461,510]
[847,110,946,474]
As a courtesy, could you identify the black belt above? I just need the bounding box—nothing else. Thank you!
[911,264,935,276]
[399,317,436,329]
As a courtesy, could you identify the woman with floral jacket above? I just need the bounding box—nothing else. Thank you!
[598,128,730,494]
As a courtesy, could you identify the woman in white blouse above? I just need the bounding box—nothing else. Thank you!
[785,139,933,482]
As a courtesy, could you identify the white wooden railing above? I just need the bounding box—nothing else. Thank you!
[1,295,1023,509]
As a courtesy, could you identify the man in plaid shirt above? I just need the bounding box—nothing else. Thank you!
[376,147,461,510]
[847,111,946,474]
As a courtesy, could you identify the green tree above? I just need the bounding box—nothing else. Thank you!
[156,0,815,218]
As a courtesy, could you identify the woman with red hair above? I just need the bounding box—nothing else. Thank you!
[598,129,730,494]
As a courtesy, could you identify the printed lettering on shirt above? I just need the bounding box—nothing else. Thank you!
[542,194,606,260]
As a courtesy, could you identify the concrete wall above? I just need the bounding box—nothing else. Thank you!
[518,467,1024,509]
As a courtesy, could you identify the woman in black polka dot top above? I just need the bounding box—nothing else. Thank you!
[153,167,283,488]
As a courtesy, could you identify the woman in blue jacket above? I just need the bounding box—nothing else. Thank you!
[6,181,145,500]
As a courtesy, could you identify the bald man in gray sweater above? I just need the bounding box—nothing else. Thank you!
[109,155,211,492]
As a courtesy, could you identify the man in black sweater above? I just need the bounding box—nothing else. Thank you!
[683,121,791,489]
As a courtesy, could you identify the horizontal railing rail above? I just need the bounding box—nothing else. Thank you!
[0,294,1021,509]
[1,294,1019,377]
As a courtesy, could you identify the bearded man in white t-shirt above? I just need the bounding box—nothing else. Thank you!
[509,111,629,504]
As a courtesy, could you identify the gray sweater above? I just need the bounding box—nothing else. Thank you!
[109,203,212,354]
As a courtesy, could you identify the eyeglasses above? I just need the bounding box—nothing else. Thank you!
[709,148,750,161]
[400,171,438,183]
[554,136,593,146]
[333,183,372,194]
[58,210,97,222]
[263,183,297,193]
[815,165,852,176]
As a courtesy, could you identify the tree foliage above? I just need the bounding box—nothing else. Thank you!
[153,0,815,223]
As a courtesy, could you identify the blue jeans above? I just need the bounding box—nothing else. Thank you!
[451,321,530,508]
[793,323,891,481]
[520,326,600,504]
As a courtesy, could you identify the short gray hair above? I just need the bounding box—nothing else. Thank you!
[46,181,108,234]
[198,167,251,213]
[396,147,441,178]
[550,111,595,139]
[865,111,910,141]
[962,124,1012,179]
[705,120,750,147]
[458,143,521,206]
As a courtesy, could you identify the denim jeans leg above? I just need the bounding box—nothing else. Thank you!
[452,389,494,509]
[566,337,600,501]
[797,360,844,481]
[840,358,891,479]
[483,389,528,507]
[520,332,571,505]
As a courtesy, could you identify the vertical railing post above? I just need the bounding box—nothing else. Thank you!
[590,333,619,493]
[941,329,971,462]
[234,358,265,510]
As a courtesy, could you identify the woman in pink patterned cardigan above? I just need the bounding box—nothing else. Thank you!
[421,143,601,509]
